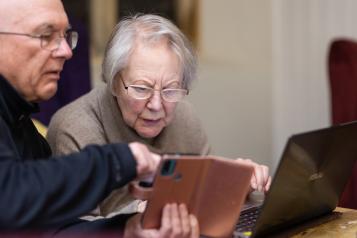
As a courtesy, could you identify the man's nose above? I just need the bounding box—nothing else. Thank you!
[53,38,73,60]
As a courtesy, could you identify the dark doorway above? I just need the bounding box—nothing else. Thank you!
[118,0,177,24]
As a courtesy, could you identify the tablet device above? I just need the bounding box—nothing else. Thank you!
[140,155,254,238]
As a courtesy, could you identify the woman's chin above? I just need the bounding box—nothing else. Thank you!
[137,129,162,139]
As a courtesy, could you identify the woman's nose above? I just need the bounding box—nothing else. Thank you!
[147,90,163,111]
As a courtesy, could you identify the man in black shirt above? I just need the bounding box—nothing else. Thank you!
[0,0,198,237]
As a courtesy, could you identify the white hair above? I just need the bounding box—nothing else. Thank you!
[102,14,197,93]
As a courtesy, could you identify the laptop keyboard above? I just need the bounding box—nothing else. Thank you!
[235,205,262,232]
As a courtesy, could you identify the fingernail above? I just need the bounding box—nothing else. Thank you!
[251,182,257,189]
[190,215,197,226]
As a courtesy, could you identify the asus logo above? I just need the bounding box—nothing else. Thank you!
[309,172,324,181]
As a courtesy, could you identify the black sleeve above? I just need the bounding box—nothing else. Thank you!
[0,142,137,230]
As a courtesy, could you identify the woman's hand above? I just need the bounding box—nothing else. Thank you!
[235,158,271,193]
[124,203,199,238]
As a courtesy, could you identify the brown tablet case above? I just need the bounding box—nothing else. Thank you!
[138,155,254,238]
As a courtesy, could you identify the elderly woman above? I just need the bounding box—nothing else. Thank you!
[47,14,270,218]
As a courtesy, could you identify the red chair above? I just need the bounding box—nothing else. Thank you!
[328,38,357,209]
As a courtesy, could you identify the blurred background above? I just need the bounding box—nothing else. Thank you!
[46,0,357,174]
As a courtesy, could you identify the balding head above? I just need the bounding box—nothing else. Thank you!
[0,0,73,102]
[0,0,67,32]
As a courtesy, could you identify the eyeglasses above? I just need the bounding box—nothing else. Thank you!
[0,30,78,51]
[120,76,189,103]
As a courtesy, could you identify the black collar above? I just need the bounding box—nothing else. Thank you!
[0,75,39,125]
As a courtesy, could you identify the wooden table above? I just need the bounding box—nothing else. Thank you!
[271,207,357,237]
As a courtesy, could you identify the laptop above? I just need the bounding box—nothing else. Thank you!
[235,121,357,237]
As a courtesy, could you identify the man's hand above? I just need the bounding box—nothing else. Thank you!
[235,158,271,193]
[124,203,199,238]
[128,142,161,181]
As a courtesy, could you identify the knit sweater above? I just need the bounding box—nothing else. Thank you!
[47,84,210,216]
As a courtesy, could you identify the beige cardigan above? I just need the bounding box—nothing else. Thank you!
[47,84,210,216]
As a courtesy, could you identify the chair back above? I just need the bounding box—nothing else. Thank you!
[328,38,357,209]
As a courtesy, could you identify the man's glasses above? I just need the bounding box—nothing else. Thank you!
[0,30,78,51]
[120,76,189,103]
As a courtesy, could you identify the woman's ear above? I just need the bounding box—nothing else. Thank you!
[112,73,121,95]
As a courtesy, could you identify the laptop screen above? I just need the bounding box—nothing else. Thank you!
[253,121,357,236]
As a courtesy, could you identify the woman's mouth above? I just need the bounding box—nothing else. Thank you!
[142,118,161,126]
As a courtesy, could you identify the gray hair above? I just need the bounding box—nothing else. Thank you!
[102,14,197,93]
